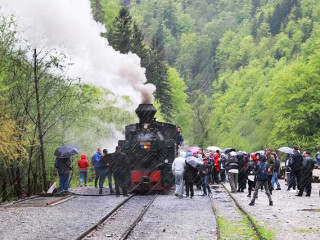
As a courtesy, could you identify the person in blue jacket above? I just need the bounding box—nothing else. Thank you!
[92,148,102,187]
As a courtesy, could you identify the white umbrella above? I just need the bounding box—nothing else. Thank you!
[278,147,294,155]
[206,146,222,152]
[185,156,203,168]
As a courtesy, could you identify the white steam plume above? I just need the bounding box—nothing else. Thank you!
[0,0,155,104]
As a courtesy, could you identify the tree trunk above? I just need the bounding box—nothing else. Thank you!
[15,164,22,198]
[33,49,47,191]
[0,165,8,202]
[27,143,35,196]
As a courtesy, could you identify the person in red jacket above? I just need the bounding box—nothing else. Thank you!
[212,151,220,183]
[78,154,89,187]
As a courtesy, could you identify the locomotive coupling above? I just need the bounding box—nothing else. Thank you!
[140,175,152,186]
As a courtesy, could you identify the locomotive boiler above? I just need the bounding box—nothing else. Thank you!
[118,104,177,191]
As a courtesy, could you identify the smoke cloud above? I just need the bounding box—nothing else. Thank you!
[0,0,155,104]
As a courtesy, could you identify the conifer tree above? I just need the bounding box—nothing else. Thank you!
[131,23,149,66]
[90,0,105,23]
[147,23,172,120]
[107,7,133,54]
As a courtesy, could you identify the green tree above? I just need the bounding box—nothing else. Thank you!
[167,67,192,136]
[107,7,133,53]
[268,0,298,35]
[90,0,105,23]
[147,23,172,120]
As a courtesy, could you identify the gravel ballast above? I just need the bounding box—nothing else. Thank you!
[1,181,319,240]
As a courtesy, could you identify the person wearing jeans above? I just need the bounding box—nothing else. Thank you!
[78,154,89,187]
[271,155,281,190]
[99,149,114,194]
[54,157,71,192]
[200,152,213,196]
[92,148,102,187]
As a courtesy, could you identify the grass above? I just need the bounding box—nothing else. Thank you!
[218,215,259,240]
[250,216,275,240]
[296,229,315,233]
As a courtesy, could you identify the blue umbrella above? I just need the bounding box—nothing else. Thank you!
[278,147,294,155]
[54,145,79,158]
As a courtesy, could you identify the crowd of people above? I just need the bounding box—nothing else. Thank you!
[172,145,317,206]
[54,125,317,204]
[54,146,130,196]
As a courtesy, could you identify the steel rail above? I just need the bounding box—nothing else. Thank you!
[119,193,158,240]
[209,194,221,240]
[47,195,75,206]
[74,194,135,240]
[221,183,265,240]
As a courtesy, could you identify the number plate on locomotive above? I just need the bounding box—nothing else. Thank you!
[140,142,151,149]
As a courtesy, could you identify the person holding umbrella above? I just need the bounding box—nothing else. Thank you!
[184,151,202,198]
[54,145,79,193]
[55,157,72,193]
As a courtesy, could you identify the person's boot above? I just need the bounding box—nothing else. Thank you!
[249,200,255,206]
[269,201,273,206]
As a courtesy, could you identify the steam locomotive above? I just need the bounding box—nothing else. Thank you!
[118,104,177,191]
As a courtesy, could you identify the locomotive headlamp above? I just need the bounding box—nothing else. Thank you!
[164,159,169,163]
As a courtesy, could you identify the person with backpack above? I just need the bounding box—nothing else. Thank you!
[249,155,273,206]
[92,148,102,187]
[287,146,303,191]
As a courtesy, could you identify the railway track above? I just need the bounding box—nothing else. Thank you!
[2,194,75,208]
[75,194,158,240]
[210,184,266,240]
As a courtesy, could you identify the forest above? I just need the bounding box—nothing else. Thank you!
[1,0,320,201]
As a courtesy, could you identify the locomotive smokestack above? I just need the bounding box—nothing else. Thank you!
[135,104,157,124]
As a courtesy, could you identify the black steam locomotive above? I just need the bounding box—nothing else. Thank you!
[118,104,177,191]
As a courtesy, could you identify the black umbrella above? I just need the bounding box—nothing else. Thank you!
[221,148,236,154]
[185,156,203,168]
[278,147,294,155]
[253,150,265,155]
[54,145,79,158]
